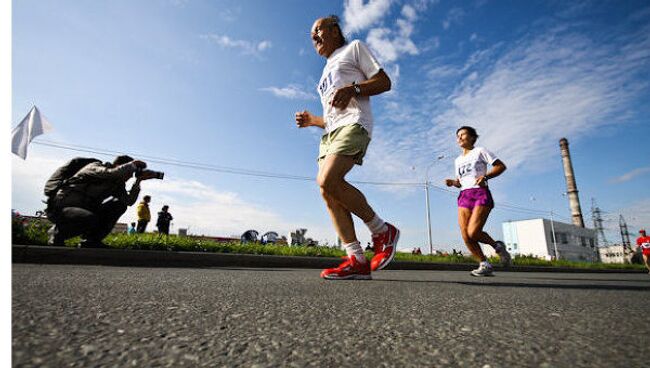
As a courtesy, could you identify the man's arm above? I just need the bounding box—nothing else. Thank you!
[330,70,391,109]
[355,69,392,97]
[81,162,138,181]
[295,110,325,129]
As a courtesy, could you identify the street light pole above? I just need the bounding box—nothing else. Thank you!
[423,154,445,255]
[550,210,559,260]
[424,180,433,255]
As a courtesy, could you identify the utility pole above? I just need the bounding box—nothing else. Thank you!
[591,198,608,246]
[619,215,631,257]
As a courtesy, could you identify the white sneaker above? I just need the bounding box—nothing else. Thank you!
[495,241,512,268]
[471,263,494,277]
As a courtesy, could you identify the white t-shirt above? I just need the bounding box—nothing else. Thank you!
[317,40,383,137]
[454,147,499,190]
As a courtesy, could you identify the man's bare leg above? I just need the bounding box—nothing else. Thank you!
[317,154,375,224]
[320,189,357,244]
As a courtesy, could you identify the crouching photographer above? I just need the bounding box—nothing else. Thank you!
[45,155,163,248]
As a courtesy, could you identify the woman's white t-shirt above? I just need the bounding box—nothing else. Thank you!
[317,40,382,138]
[455,147,499,190]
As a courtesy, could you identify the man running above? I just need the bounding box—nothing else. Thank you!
[295,15,399,280]
[636,229,650,274]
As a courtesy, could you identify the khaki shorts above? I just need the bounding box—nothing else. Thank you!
[318,123,371,165]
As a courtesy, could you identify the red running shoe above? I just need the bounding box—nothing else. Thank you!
[371,223,400,271]
[321,255,371,280]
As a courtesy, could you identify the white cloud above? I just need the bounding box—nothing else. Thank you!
[257,40,272,52]
[366,27,418,64]
[201,34,272,56]
[12,154,66,215]
[260,85,317,100]
[433,31,646,170]
[442,7,465,30]
[120,178,301,238]
[342,0,393,34]
[363,2,424,65]
[358,23,650,188]
[610,167,650,184]
[401,4,417,21]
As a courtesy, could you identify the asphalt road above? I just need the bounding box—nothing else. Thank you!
[12,264,650,368]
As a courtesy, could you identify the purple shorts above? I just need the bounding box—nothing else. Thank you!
[458,187,494,210]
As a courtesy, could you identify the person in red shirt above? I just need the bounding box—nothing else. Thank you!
[636,229,650,273]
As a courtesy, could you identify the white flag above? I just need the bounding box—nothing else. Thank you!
[11,105,54,159]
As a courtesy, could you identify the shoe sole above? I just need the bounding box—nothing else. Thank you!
[470,271,494,277]
[375,228,400,271]
[322,274,372,280]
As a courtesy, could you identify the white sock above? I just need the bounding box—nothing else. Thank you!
[343,241,366,263]
[480,261,492,267]
[365,214,387,235]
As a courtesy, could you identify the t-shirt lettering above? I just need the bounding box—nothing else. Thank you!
[454,147,499,190]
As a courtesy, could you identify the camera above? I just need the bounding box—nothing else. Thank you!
[135,168,164,180]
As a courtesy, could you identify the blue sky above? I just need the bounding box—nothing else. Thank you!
[10,0,650,251]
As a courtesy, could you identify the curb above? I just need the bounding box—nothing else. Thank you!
[12,245,646,273]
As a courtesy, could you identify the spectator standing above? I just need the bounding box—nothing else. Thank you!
[127,222,136,235]
[156,205,173,236]
[136,195,151,233]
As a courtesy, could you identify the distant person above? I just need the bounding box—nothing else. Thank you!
[127,222,137,235]
[136,195,151,233]
[156,205,173,236]
[636,229,650,274]
[444,126,512,276]
[45,155,157,247]
[295,15,399,280]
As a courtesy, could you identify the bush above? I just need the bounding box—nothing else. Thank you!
[12,214,50,245]
[9,218,646,270]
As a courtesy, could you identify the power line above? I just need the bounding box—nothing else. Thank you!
[33,140,421,186]
[32,139,574,219]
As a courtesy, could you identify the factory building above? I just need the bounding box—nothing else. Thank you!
[500,218,598,262]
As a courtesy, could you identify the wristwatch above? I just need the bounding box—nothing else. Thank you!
[352,81,361,96]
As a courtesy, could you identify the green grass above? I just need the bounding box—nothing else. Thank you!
[106,233,348,258]
[12,216,646,270]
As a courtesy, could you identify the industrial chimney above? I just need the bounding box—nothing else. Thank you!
[559,138,585,227]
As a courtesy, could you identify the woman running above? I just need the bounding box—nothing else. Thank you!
[445,126,512,276]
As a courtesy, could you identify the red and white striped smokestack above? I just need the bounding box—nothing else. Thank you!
[559,138,585,227]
